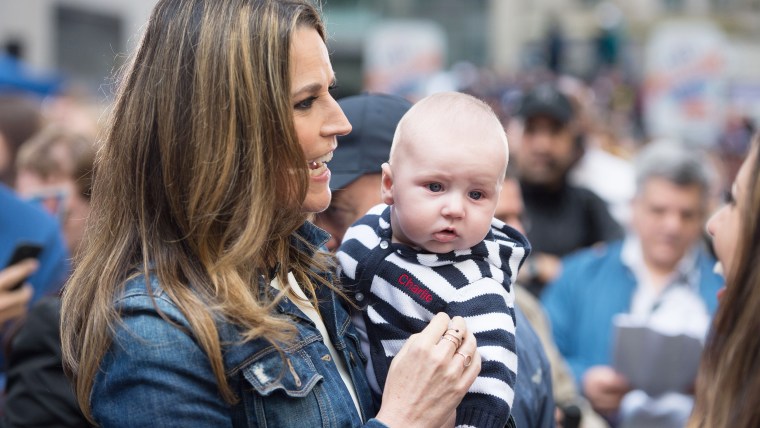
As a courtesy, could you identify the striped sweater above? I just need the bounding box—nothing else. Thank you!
[337,204,531,428]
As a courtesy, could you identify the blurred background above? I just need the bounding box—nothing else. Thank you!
[1,0,758,161]
[2,3,751,425]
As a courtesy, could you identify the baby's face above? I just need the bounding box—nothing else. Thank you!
[385,128,507,253]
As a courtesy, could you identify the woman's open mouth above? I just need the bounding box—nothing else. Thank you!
[308,151,333,177]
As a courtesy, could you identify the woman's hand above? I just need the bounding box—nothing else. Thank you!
[0,259,37,324]
[375,313,480,428]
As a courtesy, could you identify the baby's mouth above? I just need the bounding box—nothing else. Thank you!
[308,152,333,176]
[433,228,458,242]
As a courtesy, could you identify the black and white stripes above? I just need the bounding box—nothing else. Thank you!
[337,204,531,428]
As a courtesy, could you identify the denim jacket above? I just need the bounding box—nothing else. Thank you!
[91,223,387,427]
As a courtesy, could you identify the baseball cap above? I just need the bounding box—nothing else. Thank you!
[516,83,574,126]
[330,93,412,190]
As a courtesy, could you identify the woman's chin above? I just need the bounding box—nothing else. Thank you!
[301,192,331,214]
[713,261,724,277]
[714,262,727,300]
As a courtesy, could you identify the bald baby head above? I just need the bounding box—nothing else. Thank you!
[381,92,511,252]
[388,92,509,174]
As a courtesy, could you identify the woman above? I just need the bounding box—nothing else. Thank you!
[60,1,479,426]
[690,133,760,427]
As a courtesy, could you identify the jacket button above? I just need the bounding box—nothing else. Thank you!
[356,292,364,301]
[379,241,389,249]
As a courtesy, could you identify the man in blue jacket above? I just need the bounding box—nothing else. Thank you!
[542,141,723,427]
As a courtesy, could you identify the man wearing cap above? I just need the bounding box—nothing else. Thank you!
[317,92,556,428]
[513,83,623,297]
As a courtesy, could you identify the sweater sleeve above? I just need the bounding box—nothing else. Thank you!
[336,213,381,289]
[445,277,517,428]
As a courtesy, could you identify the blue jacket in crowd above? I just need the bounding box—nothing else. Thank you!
[541,239,722,385]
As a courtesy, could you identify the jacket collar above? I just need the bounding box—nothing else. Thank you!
[292,221,330,255]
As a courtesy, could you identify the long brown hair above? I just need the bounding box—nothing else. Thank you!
[60,0,333,421]
[690,134,760,427]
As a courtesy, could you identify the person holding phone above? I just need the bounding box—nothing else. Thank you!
[2,131,96,426]
[0,259,36,325]
[0,183,69,392]
[0,184,69,308]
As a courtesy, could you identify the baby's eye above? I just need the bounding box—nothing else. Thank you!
[469,191,483,200]
[427,183,443,192]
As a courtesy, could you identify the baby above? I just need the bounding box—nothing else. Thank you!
[337,91,530,428]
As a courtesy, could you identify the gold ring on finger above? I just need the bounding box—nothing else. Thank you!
[439,335,459,348]
[442,333,462,348]
[456,351,472,367]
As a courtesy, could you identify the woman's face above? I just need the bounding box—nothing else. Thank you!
[706,148,755,278]
[289,27,351,213]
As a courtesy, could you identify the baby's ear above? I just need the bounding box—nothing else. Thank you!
[380,162,394,205]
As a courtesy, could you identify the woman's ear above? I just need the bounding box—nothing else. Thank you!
[380,162,394,205]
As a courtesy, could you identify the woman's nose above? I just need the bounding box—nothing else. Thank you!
[705,209,720,237]
[325,96,351,137]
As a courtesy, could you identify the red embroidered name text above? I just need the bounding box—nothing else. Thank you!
[398,273,433,303]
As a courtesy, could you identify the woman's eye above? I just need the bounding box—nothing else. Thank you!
[427,183,443,192]
[469,191,483,200]
[294,96,317,110]
[723,189,736,205]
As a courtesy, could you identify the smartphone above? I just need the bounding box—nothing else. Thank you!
[5,242,43,291]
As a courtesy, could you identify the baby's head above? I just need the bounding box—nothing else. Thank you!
[381,91,509,253]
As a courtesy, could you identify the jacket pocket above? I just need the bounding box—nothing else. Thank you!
[240,348,342,428]
[242,349,323,397]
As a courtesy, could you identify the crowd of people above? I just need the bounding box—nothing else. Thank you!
[0,0,758,427]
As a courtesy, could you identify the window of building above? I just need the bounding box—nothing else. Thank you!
[55,5,123,96]
[663,0,685,12]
